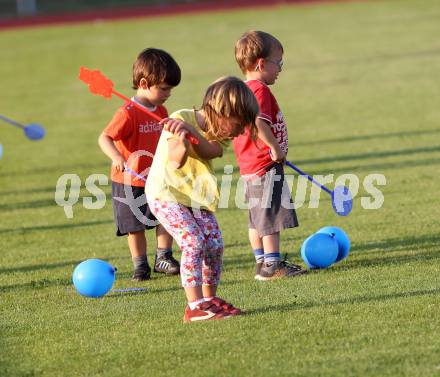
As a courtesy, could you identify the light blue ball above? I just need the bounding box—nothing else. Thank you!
[301,233,338,269]
[0,143,3,160]
[72,259,116,298]
[317,226,350,262]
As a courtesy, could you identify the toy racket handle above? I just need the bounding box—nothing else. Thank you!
[79,66,198,145]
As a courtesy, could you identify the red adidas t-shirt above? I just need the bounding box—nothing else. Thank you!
[233,80,289,176]
[103,100,168,187]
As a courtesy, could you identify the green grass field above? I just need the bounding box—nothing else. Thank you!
[1,0,440,376]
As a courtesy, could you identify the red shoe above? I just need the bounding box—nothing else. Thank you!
[183,301,230,323]
[210,297,242,316]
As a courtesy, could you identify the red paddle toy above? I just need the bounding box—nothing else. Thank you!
[79,66,198,144]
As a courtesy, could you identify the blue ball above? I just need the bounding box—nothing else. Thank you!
[317,226,350,262]
[300,235,315,269]
[301,233,338,269]
[72,259,116,298]
[0,143,3,160]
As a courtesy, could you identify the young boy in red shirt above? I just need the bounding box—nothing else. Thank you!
[233,31,307,280]
[98,48,180,281]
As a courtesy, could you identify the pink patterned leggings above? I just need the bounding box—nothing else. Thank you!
[149,199,224,287]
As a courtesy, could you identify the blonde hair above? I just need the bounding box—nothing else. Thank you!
[201,76,259,142]
[235,30,283,74]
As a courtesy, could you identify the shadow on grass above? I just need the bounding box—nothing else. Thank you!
[295,128,440,147]
[0,277,73,293]
[0,186,57,196]
[223,234,440,272]
[223,253,254,269]
[0,275,171,294]
[105,284,182,297]
[341,249,440,270]
[223,252,305,271]
[0,195,112,212]
[0,274,115,294]
[0,183,111,197]
[0,198,59,211]
[312,233,440,270]
[107,275,240,297]
[296,145,440,166]
[0,260,84,274]
[0,255,127,275]
[106,289,150,298]
[113,271,179,283]
[330,156,440,174]
[0,161,108,178]
[0,256,128,292]
[351,234,440,253]
[229,249,440,274]
[0,219,113,234]
[246,287,440,316]
[214,150,440,177]
[223,241,251,250]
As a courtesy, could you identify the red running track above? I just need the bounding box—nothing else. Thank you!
[0,0,352,30]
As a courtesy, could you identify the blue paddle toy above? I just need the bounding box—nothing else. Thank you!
[285,160,353,216]
[0,114,45,140]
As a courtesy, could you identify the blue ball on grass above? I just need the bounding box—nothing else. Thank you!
[300,233,339,269]
[72,259,116,298]
[300,235,315,269]
[317,226,350,262]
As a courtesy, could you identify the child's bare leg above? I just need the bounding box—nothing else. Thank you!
[128,230,151,281]
[249,228,263,250]
[202,285,217,299]
[195,211,241,315]
[262,232,280,253]
[249,228,264,277]
[262,232,281,264]
[127,230,147,257]
[156,224,173,249]
[185,286,204,302]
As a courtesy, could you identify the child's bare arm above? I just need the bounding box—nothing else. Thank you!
[255,118,285,162]
[98,132,125,172]
[168,133,190,169]
[192,139,223,160]
[162,118,223,160]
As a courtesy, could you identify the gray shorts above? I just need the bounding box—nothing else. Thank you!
[112,181,159,236]
[244,163,298,237]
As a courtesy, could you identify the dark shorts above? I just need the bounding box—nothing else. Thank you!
[112,181,159,236]
[244,163,298,237]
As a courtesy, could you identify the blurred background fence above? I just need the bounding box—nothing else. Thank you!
[0,0,203,19]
